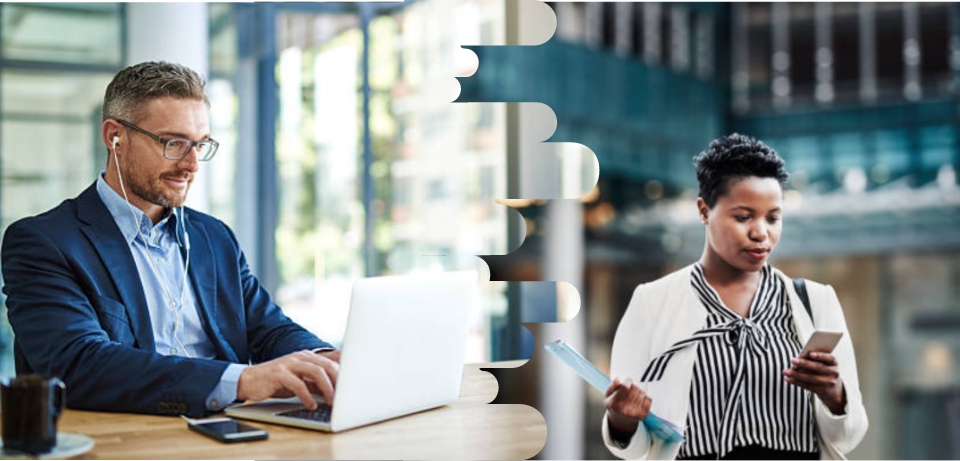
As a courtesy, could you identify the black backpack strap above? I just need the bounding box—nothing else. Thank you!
[793,278,814,326]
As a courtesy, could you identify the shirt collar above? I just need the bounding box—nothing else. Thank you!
[692,262,775,320]
[96,173,179,245]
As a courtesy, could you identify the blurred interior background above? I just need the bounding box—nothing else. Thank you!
[0,2,958,460]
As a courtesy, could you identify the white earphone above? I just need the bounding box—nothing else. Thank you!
[112,135,119,150]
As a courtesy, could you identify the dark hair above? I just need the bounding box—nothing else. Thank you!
[102,61,208,123]
[693,133,789,208]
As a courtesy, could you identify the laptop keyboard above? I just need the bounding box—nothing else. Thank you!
[276,404,333,423]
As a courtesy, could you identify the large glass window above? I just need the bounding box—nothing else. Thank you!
[0,3,124,378]
[207,3,238,227]
[1,3,122,66]
[1,71,111,228]
[271,12,361,346]
[273,1,507,362]
[388,2,508,362]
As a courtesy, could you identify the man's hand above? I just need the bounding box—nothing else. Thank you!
[318,349,340,363]
[237,350,339,410]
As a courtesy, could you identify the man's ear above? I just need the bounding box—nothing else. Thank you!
[102,119,124,154]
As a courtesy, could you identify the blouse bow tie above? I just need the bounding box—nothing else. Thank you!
[640,316,769,382]
[718,317,769,353]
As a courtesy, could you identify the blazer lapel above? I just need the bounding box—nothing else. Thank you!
[76,184,155,350]
[181,214,237,362]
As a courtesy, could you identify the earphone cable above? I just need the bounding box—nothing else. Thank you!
[113,142,192,358]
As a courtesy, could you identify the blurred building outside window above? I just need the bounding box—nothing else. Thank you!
[271,0,508,363]
[207,3,239,228]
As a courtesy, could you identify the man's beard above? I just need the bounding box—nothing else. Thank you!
[123,164,191,208]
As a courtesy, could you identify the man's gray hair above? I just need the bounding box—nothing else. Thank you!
[102,61,209,123]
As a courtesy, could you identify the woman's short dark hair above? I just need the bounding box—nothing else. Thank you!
[693,133,789,208]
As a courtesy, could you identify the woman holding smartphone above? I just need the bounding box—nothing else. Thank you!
[602,134,867,460]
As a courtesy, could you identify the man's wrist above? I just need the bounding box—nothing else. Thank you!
[207,363,247,411]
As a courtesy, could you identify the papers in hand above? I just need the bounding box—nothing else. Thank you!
[543,340,686,443]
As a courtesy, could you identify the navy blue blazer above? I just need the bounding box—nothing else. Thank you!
[2,183,331,416]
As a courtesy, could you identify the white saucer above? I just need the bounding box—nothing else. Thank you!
[0,432,95,459]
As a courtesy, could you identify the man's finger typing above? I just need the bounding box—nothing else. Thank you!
[237,349,340,410]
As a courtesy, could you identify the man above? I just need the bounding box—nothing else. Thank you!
[2,61,338,417]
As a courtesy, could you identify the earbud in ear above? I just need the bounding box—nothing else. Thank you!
[112,136,120,149]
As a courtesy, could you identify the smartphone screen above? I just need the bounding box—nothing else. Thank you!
[798,330,843,359]
[189,418,269,443]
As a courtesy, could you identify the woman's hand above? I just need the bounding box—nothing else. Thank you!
[783,351,846,415]
[604,377,652,437]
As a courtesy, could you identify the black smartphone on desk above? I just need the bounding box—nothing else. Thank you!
[187,417,269,443]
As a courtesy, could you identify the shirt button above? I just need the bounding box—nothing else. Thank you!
[170,348,178,355]
[210,400,219,408]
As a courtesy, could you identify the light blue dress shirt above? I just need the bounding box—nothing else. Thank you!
[96,175,245,411]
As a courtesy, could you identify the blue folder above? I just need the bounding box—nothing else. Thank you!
[543,340,685,444]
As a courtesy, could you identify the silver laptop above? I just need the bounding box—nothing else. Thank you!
[225,270,476,432]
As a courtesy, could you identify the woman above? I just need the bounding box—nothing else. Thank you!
[602,134,867,460]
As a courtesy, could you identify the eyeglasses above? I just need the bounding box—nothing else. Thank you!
[116,119,219,161]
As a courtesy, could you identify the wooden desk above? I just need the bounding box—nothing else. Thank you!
[48,361,544,460]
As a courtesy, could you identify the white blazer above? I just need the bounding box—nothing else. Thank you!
[602,264,868,460]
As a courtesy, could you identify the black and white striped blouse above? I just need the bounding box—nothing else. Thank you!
[669,263,818,459]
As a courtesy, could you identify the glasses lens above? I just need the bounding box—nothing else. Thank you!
[197,141,217,161]
[162,138,218,160]
[164,138,192,159]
